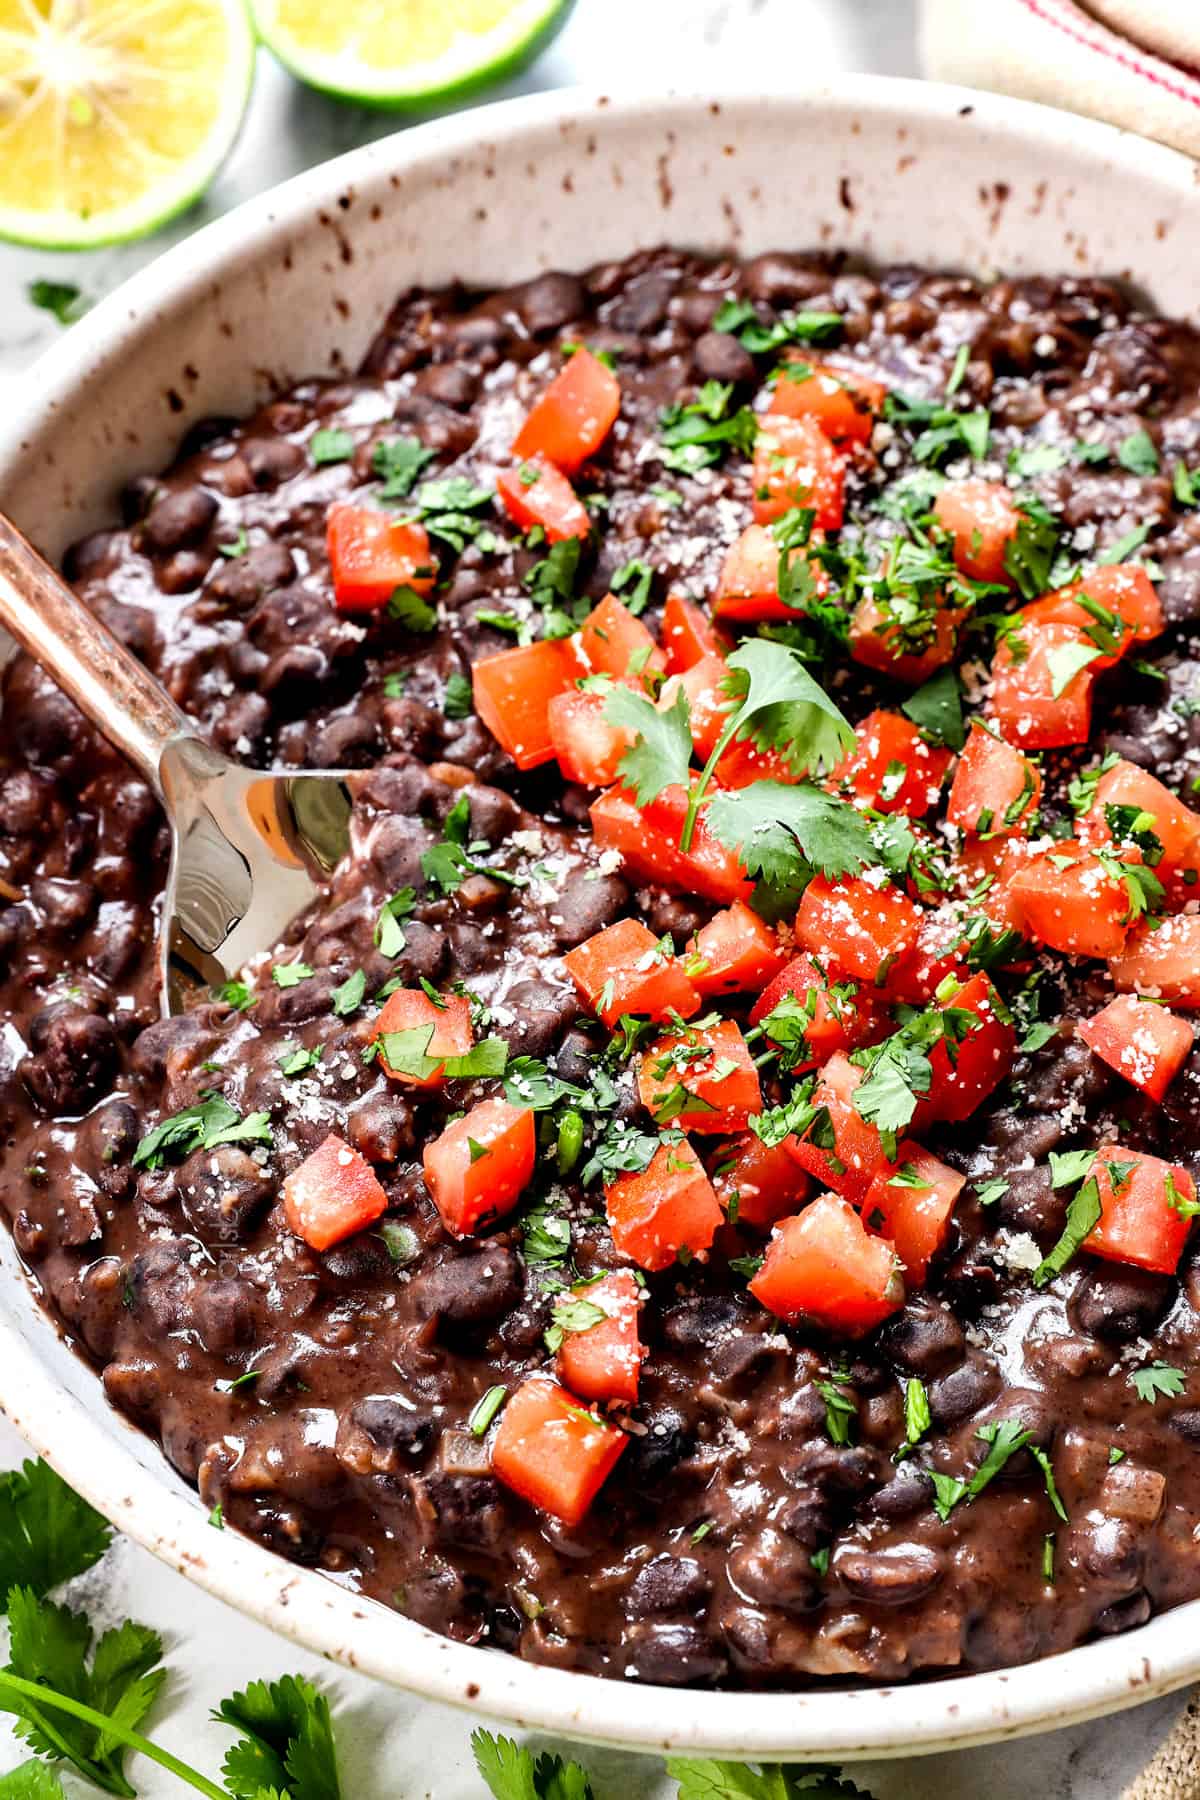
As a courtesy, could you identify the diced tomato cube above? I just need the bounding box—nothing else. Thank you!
[659,652,730,760]
[862,1141,964,1284]
[547,685,634,787]
[637,1018,762,1135]
[496,455,591,542]
[796,874,923,986]
[832,710,952,817]
[932,478,1022,584]
[769,357,886,445]
[605,1137,723,1272]
[688,900,786,996]
[848,594,963,686]
[788,1051,892,1207]
[884,909,969,1006]
[1109,914,1200,1009]
[491,1374,626,1526]
[750,1192,905,1334]
[922,972,1016,1125]
[376,988,473,1088]
[555,1270,644,1406]
[326,504,436,613]
[1005,844,1132,959]
[579,593,666,683]
[589,783,752,906]
[422,1098,536,1239]
[1077,995,1194,1104]
[713,521,829,624]
[946,722,1042,836]
[988,622,1096,750]
[512,347,621,474]
[1020,564,1163,664]
[563,915,700,1028]
[711,1132,811,1231]
[752,415,845,530]
[713,737,800,789]
[1084,1143,1197,1276]
[1076,758,1200,907]
[661,593,728,672]
[283,1134,387,1253]
[473,636,583,771]
[750,953,886,1072]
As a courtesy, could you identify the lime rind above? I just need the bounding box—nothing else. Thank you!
[250,0,575,111]
[0,0,257,252]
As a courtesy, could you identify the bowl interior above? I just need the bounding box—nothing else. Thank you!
[0,77,1197,1760]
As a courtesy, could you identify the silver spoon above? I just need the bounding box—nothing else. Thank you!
[0,513,353,1014]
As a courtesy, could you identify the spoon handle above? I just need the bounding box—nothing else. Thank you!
[0,511,190,795]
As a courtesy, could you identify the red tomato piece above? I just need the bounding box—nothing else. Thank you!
[922,972,1016,1125]
[711,1132,811,1231]
[1076,758,1200,907]
[713,521,829,624]
[326,504,436,613]
[832,709,952,817]
[946,722,1042,836]
[1005,844,1132,959]
[659,652,731,760]
[605,1138,723,1272]
[579,593,666,683]
[375,988,473,1088]
[988,622,1096,750]
[752,415,845,530]
[1020,564,1163,664]
[713,736,800,789]
[795,873,923,985]
[589,783,752,906]
[512,347,621,474]
[491,1374,626,1526]
[788,1051,892,1207]
[750,1192,905,1334]
[1085,1143,1197,1276]
[750,953,885,1072]
[661,593,728,672]
[688,900,786,996]
[1077,994,1194,1104]
[637,1018,762,1135]
[422,1098,536,1239]
[473,636,583,772]
[769,357,887,445]
[283,1135,388,1253]
[563,915,700,1028]
[884,909,970,1006]
[862,1141,965,1284]
[1110,914,1200,1009]
[555,1270,644,1406]
[848,594,963,686]
[496,455,591,542]
[933,478,1022,584]
[547,685,634,788]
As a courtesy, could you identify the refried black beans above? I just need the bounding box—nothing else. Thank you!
[1,246,1199,1690]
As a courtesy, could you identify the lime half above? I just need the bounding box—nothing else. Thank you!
[251,0,576,111]
[0,0,256,250]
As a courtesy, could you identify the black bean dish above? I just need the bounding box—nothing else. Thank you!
[3,247,1200,1689]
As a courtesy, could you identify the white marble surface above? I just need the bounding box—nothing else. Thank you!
[0,0,1189,1792]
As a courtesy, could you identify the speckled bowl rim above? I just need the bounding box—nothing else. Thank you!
[0,77,1198,1761]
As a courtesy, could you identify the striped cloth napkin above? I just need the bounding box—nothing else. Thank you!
[920,0,1200,159]
[921,6,1200,1791]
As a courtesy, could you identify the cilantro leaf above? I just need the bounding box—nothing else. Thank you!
[2,1589,165,1797]
[473,1730,598,1800]
[667,1758,873,1799]
[1002,497,1062,603]
[710,297,843,355]
[1129,1362,1185,1404]
[1033,1174,1102,1287]
[1117,428,1159,476]
[387,585,437,633]
[0,1461,111,1606]
[28,280,87,326]
[272,960,314,989]
[1044,636,1104,699]
[0,1766,68,1797]
[705,783,874,913]
[374,887,415,957]
[330,968,366,1017]
[215,979,257,1012]
[215,1673,341,1800]
[377,1026,508,1083]
[901,666,965,751]
[719,640,855,778]
[544,1294,608,1355]
[372,436,435,499]
[443,671,473,719]
[658,384,758,473]
[309,428,353,466]
[132,1092,272,1171]
[606,684,693,807]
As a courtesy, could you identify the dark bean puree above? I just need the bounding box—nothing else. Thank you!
[2,247,1199,1689]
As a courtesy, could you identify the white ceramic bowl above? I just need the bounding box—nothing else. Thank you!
[0,77,1197,1762]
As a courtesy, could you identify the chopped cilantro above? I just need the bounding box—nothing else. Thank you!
[1117,428,1159,476]
[28,279,87,325]
[330,968,366,1017]
[272,959,314,989]
[309,427,354,465]
[387,584,437,633]
[901,666,965,751]
[372,435,436,498]
[1129,1363,1185,1404]
[374,887,415,957]
[443,671,473,719]
[133,1092,272,1170]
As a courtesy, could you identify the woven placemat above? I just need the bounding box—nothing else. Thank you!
[1122,1694,1200,1800]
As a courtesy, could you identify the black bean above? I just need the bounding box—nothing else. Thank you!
[626,1554,711,1618]
[177,1145,274,1243]
[1093,1589,1152,1636]
[928,1357,1002,1428]
[21,1004,117,1115]
[744,253,834,304]
[412,363,479,409]
[337,1395,433,1474]
[620,1620,727,1686]
[415,1472,506,1554]
[206,542,297,608]
[514,272,585,336]
[549,872,631,948]
[142,486,218,551]
[467,784,522,844]
[623,1408,693,1491]
[1168,1408,1200,1445]
[871,1468,931,1520]
[194,1279,258,1355]
[882,1300,966,1378]
[495,978,578,1059]
[727,1527,820,1614]
[409,1248,522,1328]
[1071,1265,1174,1342]
[345,1096,415,1165]
[240,437,305,488]
[692,331,756,385]
[126,1239,201,1341]
[836,1544,944,1606]
[0,769,49,836]
[31,876,96,937]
